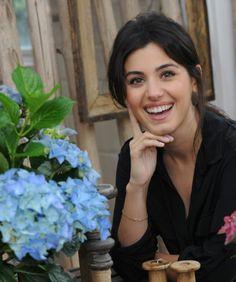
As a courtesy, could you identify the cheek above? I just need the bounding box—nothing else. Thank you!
[172,81,193,100]
[126,89,141,107]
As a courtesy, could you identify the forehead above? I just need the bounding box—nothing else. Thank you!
[124,42,176,71]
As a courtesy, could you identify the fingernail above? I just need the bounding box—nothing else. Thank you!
[165,135,174,142]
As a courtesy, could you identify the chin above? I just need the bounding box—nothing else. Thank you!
[147,126,171,136]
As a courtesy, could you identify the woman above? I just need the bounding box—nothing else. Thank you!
[108,12,236,282]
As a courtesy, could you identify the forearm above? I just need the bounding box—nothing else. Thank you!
[118,182,149,246]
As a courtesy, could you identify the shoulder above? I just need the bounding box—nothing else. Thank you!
[201,111,236,164]
[118,138,132,160]
[120,138,132,153]
[204,110,236,149]
[116,138,132,175]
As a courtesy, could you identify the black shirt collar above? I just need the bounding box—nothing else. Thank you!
[201,110,226,166]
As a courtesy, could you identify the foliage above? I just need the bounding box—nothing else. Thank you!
[0,66,111,281]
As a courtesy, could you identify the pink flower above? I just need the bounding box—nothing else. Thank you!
[218,211,236,245]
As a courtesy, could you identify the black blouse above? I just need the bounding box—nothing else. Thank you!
[111,111,236,282]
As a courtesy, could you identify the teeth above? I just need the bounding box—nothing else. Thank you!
[146,104,172,114]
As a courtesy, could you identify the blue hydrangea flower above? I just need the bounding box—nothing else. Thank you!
[0,84,22,104]
[0,169,73,260]
[60,177,111,241]
[36,134,100,184]
[0,168,111,261]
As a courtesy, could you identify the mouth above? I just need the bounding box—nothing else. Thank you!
[144,104,174,115]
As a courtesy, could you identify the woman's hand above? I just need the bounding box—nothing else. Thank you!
[127,104,173,188]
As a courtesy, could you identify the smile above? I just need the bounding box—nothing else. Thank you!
[145,104,173,114]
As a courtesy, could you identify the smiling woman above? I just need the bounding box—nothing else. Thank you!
[108,11,236,282]
[124,43,198,137]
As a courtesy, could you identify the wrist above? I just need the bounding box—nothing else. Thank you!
[127,180,149,194]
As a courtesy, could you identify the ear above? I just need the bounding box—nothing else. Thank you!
[195,64,202,76]
[192,64,202,92]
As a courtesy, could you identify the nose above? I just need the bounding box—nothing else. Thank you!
[146,78,164,100]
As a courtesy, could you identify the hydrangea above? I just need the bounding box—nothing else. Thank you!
[36,132,100,183]
[60,177,111,241]
[0,169,73,260]
[0,169,111,261]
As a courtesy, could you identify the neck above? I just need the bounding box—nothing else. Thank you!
[164,109,201,163]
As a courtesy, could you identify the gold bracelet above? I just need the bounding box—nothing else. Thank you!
[122,210,148,222]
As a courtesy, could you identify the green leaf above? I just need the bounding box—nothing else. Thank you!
[0,152,9,173]
[12,65,44,99]
[31,96,74,129]
[16,142,46,157]
[11,65,59,114]
[62,236,81,257]
[47,264,73,282]
[15,263,50,282]
[2,127,18,155]
[0,130,11,159]
[23,85,60,115]
[36,161,53,178]
[0,109,14,129]
[17,273,49,282]
[0,93,20,125]
[0,264,17,282]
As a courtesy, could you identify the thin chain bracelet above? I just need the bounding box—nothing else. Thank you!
[122,209,148,222]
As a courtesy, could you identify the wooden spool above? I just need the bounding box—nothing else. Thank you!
[170,260,200,282]
[142,258,170,282]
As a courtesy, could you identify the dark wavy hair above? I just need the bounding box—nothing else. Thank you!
[108,11,205,135]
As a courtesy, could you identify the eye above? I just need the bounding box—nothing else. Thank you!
[161,70,175,79]
[127,77,144,86]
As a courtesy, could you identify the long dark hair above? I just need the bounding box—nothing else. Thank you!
[108,12,206,143]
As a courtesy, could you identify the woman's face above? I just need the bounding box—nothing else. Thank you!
[124,42,198,137]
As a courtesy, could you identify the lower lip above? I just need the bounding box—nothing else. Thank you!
[146,107,173,121]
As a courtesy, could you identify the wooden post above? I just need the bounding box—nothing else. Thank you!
[185,0,214,99]
[93,0,117,65]
[142,259,170,282]
[65,1,101,172]
[55,0,104,273]
[0,0,23,86]
[26,0,59,93]
[88,184,116,282]
[79,184,116,282]
[116,1,141,144]
[87,232,114,282]
[170,260,200,282]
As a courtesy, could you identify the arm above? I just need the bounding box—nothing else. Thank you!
[111,141,158,282]
[117,105,173,247]
[111,105,174,281]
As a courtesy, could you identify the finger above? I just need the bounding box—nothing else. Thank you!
[141,131,174,143]
[131,139,165,151]
[126,102,142,137]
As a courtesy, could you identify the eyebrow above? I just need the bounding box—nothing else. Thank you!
[125,63,179,78]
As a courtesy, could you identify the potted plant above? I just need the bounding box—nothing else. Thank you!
[0,65,111,281]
